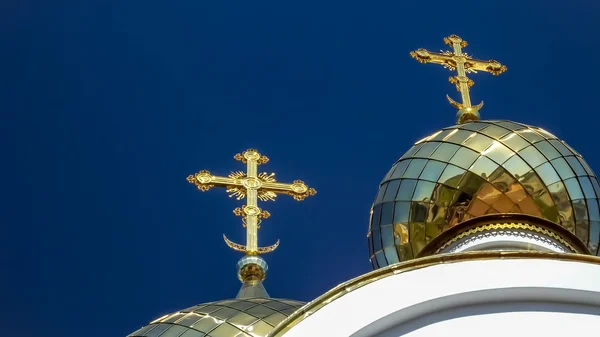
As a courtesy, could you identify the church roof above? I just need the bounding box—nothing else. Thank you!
[270,251,600,337]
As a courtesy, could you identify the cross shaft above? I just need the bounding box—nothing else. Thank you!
[187,149,316,255]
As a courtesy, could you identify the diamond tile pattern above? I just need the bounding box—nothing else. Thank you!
[369,120,600,269]
[127,298,304,337]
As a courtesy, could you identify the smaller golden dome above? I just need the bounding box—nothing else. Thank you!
[127,298,305,337]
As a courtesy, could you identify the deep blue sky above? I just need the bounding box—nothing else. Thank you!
[3,1,600,336]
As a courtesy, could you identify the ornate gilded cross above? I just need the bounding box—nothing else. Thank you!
[410,34,507,124]
[187,149,316,255]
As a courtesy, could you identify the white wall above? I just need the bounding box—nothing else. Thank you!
[281,258,600,337]
[376,302,600,337]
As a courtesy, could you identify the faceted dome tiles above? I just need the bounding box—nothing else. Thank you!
[128,298,304,337]
[368,120,600,269]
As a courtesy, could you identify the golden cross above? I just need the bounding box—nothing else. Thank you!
[187,149,316,255]
[410,34,507,124]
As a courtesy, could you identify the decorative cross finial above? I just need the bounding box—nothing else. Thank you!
[410,34,507,124]
[187,149,316,256]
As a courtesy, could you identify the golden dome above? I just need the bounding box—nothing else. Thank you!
[368,120,600,268]
[127,298,305,337]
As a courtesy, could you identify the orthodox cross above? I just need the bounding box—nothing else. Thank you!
[187,149,316,255]
[410,34,507,124]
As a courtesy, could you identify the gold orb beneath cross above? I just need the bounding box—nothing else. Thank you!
[457,107,481,124]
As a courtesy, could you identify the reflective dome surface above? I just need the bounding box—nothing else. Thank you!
[369,120,600,269]
[128,298,304,337]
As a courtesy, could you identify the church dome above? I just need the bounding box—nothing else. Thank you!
[127,297,305,337]
[368,119,600,269]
